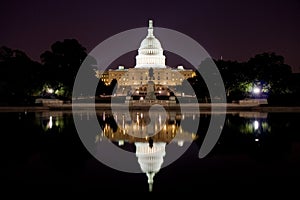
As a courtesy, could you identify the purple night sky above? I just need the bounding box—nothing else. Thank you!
[1,0,299,72]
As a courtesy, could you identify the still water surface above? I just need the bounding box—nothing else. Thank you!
[1,110,300,194]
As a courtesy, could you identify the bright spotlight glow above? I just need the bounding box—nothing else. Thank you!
[254,120,259,130]
[253,87,261,94]
[47,88,54,94]
[118,140,124,146]
[177,140,184,147]
[47,116,53,129]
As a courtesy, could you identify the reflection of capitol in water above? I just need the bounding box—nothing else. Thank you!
[99,111,197,144]
[34,111,273,191]
[135,142,166,192]
[96,111,197,191]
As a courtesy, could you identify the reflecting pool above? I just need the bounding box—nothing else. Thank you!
[1,110,300,195]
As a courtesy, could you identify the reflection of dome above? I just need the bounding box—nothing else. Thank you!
[135,142,166,192]
[135,20,166,68]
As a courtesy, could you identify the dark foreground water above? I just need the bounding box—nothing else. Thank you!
[1,110,300,196]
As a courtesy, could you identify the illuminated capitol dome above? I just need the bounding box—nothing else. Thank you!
[135,20,166,68]
[96,20,196,98]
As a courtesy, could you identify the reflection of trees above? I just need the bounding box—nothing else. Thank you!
[226,114,270,135]
[35,111,66,132]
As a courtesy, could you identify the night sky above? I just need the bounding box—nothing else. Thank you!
[1,0,299,72]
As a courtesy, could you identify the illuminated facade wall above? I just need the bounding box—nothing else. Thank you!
[95,20,196,93]
[96,67,195,87]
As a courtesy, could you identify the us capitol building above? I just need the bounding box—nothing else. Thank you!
[96,20,195,98]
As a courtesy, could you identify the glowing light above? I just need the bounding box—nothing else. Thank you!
[140,97,144,100]
[255,138,259,142]
[177,140,184,147]
[254,120,259,130]
[122,115,125,129]
[159,115,161,125]
[47,116,53,129]
[253,87,261,94]
[118,140,124,146]
[47,88,54,94]
[192,133,196,139]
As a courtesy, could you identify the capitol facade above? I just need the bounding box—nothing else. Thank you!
[96,20,195,98]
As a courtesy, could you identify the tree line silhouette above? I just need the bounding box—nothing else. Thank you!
[0,39,299,105]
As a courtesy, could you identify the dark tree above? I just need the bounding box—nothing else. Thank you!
[178,69,210,103]
[246,52,292,95]
[95,79,107,96]
[215,59,249,101]
[213,52,292,101]
[40,39,87,99]
[0,46,42,105]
